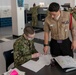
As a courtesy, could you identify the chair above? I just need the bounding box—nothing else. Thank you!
[3,49,14,71]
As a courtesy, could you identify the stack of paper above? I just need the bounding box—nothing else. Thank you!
[54,56,76,72]
[22,54,52,72]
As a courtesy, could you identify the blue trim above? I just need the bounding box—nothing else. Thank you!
[0,17,12,27]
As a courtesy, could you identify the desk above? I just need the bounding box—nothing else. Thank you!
[17,63,76,75]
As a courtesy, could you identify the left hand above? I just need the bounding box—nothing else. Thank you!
[71,41,76,50]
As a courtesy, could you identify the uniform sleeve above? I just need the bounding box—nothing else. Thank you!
[71,16,76,40]
[31,41,38,53]
[13,41,32,67]
[43,19,50,32]
[72,12,76,20]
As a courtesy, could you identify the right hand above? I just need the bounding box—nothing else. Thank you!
[43,46,49,55]
[32,53,40,58]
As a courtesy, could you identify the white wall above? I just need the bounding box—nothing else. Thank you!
[24,0,51,9]
[0,0,76,7]
[0,0,76,12]
[0,0,11,18]
[50,0,75,7]
[0,0,11,6]
[24,0,76,10]
[0,0,51,7]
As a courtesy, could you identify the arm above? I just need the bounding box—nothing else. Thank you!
[44,31,49,45]
[71,16,76,50]
[43,20,50,54]
[31,41,38,53]
[43,31,49,54]
[13,42,32,67]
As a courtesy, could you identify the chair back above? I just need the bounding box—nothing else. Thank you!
[3,49,14,71]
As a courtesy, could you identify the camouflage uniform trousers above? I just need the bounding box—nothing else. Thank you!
[32,15,38,27]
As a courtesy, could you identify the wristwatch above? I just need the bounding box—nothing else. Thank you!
[44,44,49,46]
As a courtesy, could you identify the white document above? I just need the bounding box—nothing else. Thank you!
[54,56,76,72]
[22,60,45,72]
[38,54,52,65]
[22,54,52,72]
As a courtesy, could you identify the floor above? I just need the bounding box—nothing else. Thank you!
[0,26,12,39]
[0,26,44,43]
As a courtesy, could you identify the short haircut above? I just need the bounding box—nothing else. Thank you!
[24,26,35,36]
[33,3,36,7]
[48,2,60,12]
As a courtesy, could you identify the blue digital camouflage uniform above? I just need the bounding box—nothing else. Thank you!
[13,35,37,67]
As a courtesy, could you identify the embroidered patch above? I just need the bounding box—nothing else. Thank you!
[50,24,54,27]
[62,21,69,24]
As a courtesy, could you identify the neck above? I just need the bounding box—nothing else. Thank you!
[23,34,27,39]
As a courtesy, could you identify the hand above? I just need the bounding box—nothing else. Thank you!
[71,41,76,50]
[32,53,41,58]
[43,46,49,55]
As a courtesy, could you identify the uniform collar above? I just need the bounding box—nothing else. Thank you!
[56,14,60,20]
[60,11,64,18]
[22,34,33,42]
[57,11,64,21]
[21,35,31,46]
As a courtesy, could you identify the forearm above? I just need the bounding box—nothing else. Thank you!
[24,54,32,61]
[14,50,32,65]
[31,42,38,53]
[44,32,49,44]
[71,15,76,41]
[72,27,76,41]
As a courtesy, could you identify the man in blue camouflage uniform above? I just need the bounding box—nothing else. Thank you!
[13,26,40,67]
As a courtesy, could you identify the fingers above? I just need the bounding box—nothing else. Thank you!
[71,45,76,50]
[71,45,73,50]
[36,53,41,57]
[32,53,41,58]
[44,50,47,55]
[43,47,48,55]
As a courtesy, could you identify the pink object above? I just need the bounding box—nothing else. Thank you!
[10,70,18,75]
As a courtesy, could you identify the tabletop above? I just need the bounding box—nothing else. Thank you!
[17,63,76,75]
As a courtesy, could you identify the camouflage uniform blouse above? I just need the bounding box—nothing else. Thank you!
[13,35,37,67]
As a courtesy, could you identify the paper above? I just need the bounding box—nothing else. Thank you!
[22,60,45,72]
[54,56,76,72]
[3,68,25,75]
[38,54,52,65]
[22,54,52,72]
